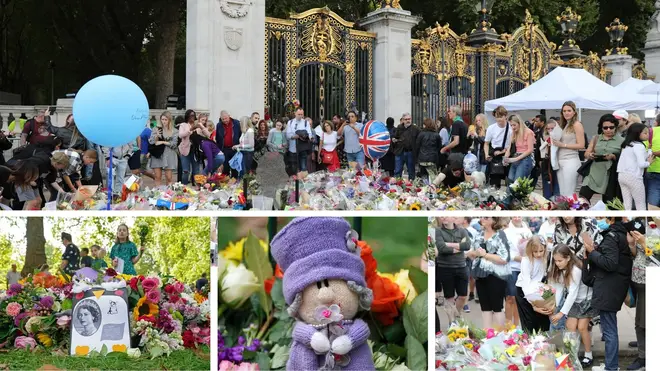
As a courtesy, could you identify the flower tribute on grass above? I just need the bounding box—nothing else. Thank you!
[0,266,209,361]
[218,232,429,371]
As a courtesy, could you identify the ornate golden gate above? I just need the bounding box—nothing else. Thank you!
[265,8,375,122]
[411,24,478,125]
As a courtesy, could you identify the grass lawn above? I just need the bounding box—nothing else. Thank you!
[217,217,427,273]
[0,348,210,370]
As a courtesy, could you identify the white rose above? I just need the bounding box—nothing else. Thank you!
[220,264,260,308]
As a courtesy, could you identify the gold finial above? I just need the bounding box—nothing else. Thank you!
[524,9,533,24]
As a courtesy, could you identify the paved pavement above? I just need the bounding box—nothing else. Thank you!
[436,296,639,360]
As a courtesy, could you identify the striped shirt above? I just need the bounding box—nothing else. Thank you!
[53,149,82,177]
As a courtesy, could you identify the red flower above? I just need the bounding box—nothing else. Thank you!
[182,330,195,348]
[137,315,157,324]
[274,265,284,279]
[169,294,181,303]
[264,277,275,295]
[164,284,176,295]
[129,277,140,292]
[507,365,519,371]
[522,356,532,366]
[359,241,405,326]
[105,268,118,277]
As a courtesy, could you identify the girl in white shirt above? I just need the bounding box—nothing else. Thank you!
[234,116,255,178]
[504,217,532,327]
[515,236,549,333]
[617,123,653,210]
[547,244,581,333]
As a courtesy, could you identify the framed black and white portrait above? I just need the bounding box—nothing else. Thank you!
[70,286,131,356]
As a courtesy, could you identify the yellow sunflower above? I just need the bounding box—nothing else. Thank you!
[222,238,268,262]
[465,342,474,350]
[133,296,159,321]
[36,333,53,347]
[409,203,421,211]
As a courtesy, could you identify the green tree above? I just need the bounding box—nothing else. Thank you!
[23,217,46,276]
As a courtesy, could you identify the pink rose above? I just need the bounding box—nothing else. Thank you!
[219,360,235,371]
[141,277,161,292]
[146,289,161,303]
[5,302,22,317]
[486,328,495,339]
[57,315,71,327]
[173,281,185,294]
[236,363,260,371]
[14,336,37,350]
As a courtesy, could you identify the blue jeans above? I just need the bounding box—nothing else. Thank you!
[600,310,619,370]
[346,151,365,167]
[508,156,534,183]
[293,150,309,172]
[203,153,225,175]
[646,172,660,207]
[550,291,567,332]
[180,152,199,185]
[394,152,415,180]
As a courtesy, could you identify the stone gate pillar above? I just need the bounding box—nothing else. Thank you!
[186,0,265,121]
[643,1,660,82]
[602,54,638,86]
[360,4,420,122]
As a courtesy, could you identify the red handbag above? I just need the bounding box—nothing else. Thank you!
[322,150,334,164]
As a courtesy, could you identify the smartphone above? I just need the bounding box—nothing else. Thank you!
[49,107,57,115]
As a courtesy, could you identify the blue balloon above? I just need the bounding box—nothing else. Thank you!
[73,75,149,147]
[359,120,391,161]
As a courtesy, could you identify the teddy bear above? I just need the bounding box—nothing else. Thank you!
[271,217,375,371]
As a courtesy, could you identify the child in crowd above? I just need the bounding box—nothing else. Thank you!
[80,247,93,268]
[515,236,549,333]
[91,245,108,269]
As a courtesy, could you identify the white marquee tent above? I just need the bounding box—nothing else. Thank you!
[612,77,658,110]
[484,67,627,112]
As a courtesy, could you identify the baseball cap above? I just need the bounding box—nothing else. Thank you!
[613,110,629,120]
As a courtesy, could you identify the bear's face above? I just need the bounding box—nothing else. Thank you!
[298,279,359,325]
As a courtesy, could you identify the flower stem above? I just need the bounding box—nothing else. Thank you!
[256,306,275,340]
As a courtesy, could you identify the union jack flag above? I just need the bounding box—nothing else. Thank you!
[359,120,391,161]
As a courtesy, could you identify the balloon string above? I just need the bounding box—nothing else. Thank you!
[107,149,113,210]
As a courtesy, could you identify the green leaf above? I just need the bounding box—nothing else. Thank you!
[386,343,407,359]
[405,335,427,371]
[383,320,406,344]
[100,344,108,356]
[403,291,428,344]
[270,344,290,369]
[61,299,72,311]
[149,345,165,359]
[271,279,286,310]
[407,266,428,294]
[255,352,271,371]
[244,232,273,315]
[242,350,257,361]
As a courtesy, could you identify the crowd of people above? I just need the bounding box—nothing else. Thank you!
[2,100,658,209]
[433,216,649,371]
[3,224,209,292]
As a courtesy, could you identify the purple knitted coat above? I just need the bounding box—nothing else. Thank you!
[270,217,375,371]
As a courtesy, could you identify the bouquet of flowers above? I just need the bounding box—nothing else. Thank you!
[523,282,556,311]
[219,234,428,371]
[509,177,535,201]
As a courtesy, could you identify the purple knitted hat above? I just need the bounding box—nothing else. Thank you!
[270,217,367,305]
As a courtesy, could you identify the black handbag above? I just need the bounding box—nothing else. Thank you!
[470,257,490,278]
[581,256,595,287]
[148,135,166,159]
[488,123,510,175]
[577,159,593,177]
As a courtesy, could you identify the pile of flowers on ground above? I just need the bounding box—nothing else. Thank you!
[275,170,555,210]
[49,173,260,211]
[646,218,660,261]
[435,321,583,371]
[0,267,209,358]
[218,234,428,371]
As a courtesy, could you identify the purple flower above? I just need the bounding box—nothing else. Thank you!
[39,296,54,309]
[238,336,246,346]
[14,312,28,327]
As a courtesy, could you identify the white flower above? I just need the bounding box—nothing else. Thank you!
[127,348,141,358]
[220,264,260,308]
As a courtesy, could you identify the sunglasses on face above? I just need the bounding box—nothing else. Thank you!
[602,126,615,130]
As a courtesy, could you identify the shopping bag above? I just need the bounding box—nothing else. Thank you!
[229,151,243,173]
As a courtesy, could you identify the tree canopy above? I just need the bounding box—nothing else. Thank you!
[0,217,210,286]
[0,0,655,106]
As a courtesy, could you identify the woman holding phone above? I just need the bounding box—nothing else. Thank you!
[149,111,179,187]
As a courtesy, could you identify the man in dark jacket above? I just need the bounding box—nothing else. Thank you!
[215,110,241,177]
[415,118,442,181]
[530,115,545,188]
[584,218,632,371]
[393,113,420,180]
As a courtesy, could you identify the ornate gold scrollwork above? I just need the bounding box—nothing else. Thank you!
[381,0,402,9]
[301,16,343,62]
